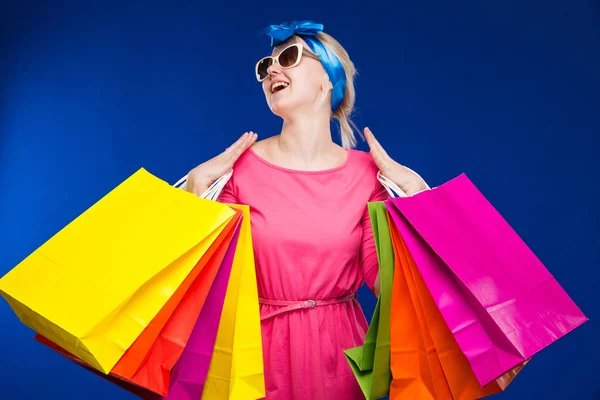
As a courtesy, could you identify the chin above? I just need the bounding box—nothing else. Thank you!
[268,92,316,118]
[268,97,296,119]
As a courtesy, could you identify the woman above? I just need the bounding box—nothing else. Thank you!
[185,21,428,399]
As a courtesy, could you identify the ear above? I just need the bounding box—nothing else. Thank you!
[321,72,333,91]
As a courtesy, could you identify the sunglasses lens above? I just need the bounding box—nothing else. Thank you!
[279,45,300,68]
[257,58,272,80]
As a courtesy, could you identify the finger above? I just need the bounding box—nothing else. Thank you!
[231,132,255,159]
[245,132,258,149]
[365,127,383,152]
[364,128,385,160]
[236,131,255,154]
[218,132,256,166]
[364,127,374,149]
[225,132,249,153]
[229,132,250,151]
[223,139,244,155]
[370,146,388,169]
[365,127,389,159]
[365,128,391,171]
[243,131,257,149]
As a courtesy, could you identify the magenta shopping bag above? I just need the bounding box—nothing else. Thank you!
[163,218,241,400]
[385,173,588,386]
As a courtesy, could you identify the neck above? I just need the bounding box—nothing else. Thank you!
[277,108,337,165]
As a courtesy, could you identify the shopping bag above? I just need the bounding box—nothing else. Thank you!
[344,202,393,399]
[0,168,235,373]
[386,173,588,385]
[388,211,527,399]
[35,208,242,397]
[388,209,437,399]
[201,205,265,400]
[388,213,450,399]
[111,208,243,395]
[111,207,242,377]
[164,208,242,400]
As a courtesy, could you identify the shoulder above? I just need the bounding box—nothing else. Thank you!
[249,136,275,157]
[345,149,379,184]
[347,149,389,201]
[229,137,274,169]
[231,141,263,170]
[348,149,378,173]
[226,137,276,183]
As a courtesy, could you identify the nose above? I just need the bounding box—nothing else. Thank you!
[266,60,282,78]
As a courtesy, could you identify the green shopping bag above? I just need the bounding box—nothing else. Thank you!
[344,202,394,399]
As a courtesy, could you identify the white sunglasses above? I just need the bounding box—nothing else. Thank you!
[255,43,320,82]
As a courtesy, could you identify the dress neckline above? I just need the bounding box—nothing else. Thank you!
[247,147,353,175]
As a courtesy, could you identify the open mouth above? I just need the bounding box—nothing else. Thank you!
[271,82,289,93]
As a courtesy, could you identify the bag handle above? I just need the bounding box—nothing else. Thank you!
[173,169,234,201]
[377,167,430,198]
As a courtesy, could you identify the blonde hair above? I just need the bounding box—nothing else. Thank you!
[314,32,361,148]
[284,33,361,148]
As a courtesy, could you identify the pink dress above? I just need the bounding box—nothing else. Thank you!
[218,147,388,400]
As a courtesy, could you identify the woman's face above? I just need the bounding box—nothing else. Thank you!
[261,38,331,117]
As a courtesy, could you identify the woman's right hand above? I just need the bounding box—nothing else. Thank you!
[185,132,258,196]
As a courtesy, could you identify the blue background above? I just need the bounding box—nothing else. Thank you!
[1,1,598,399]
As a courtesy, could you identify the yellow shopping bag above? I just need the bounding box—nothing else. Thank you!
[202,205,265,400]
[0,168,235,374]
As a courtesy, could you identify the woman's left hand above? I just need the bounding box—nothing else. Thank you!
[364,127,429,196]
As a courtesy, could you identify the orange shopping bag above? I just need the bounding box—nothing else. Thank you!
[388,214,453,399]
[389,216,528,399]
[388,214,436,399]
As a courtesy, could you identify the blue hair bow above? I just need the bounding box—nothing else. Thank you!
[258,20,324,47]
[258,20,347,112]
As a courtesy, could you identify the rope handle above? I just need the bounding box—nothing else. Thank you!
[377,167,431,198]
[173,169,234,201]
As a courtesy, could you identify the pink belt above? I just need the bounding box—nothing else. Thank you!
[259,293,357,321]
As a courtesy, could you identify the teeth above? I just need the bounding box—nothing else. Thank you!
[271,81,289,93]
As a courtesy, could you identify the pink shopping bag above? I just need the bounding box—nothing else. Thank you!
[385,173,588,386]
